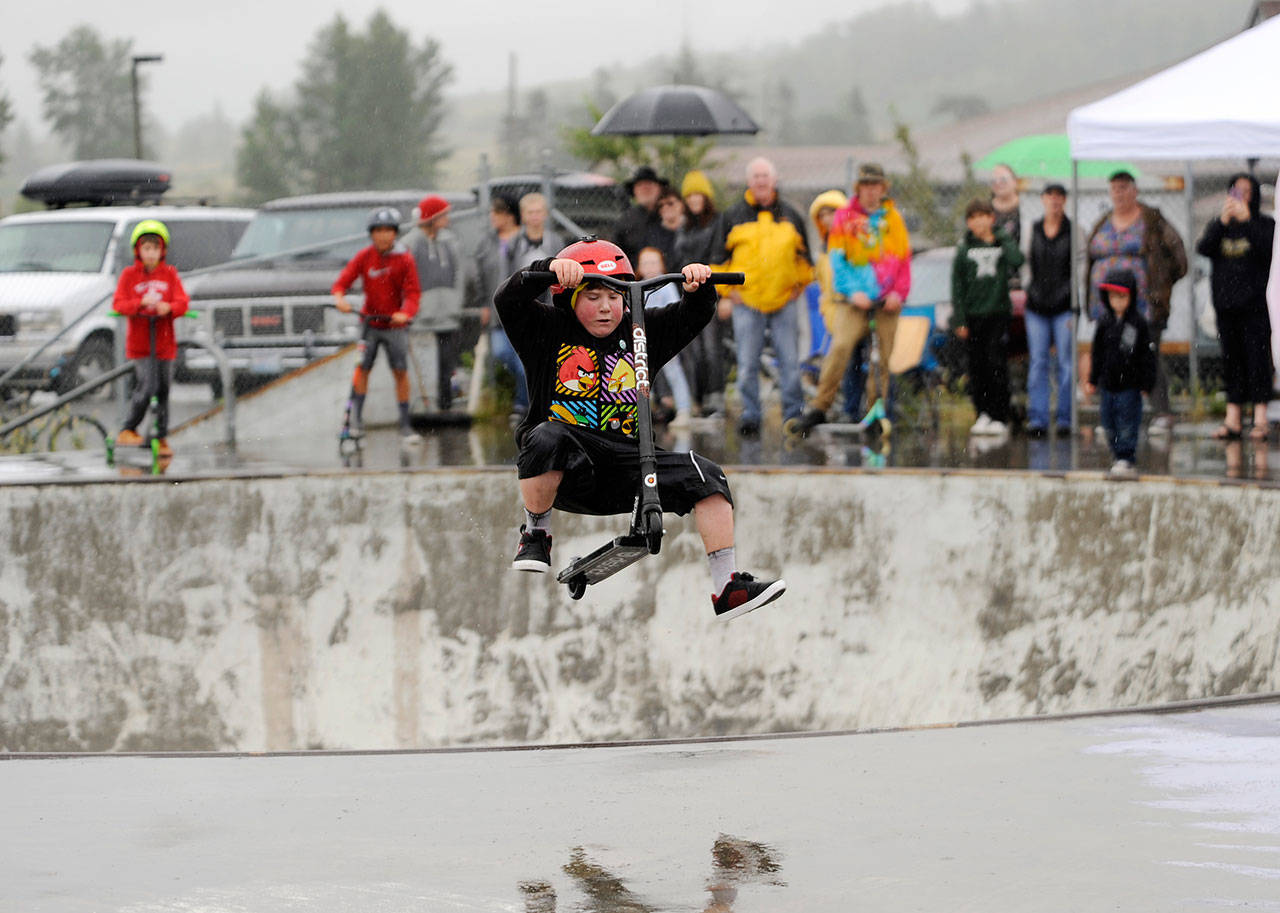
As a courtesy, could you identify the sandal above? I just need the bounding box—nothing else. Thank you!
[1212,424,1243,440]
[1249,424,1270,441]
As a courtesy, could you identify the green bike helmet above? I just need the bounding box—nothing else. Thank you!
[130,218,171,254]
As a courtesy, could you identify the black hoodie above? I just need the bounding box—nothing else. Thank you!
[1195,172,1275,312]
[1089,268,1157,393]
[493,258,717,446]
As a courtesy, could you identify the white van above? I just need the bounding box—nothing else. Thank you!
[0,205,253,394]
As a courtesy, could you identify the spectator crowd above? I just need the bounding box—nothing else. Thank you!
[341,158,1276,478]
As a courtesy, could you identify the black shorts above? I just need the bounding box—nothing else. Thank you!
[359,324,409,372]
[516,421,733,516]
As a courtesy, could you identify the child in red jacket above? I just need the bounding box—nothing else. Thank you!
[332,207,422,440]
[113,219,189,456]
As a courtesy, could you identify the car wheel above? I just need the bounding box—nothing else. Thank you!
[60,337,116,400]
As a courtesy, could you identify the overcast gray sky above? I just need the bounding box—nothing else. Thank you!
[1,0,975,130]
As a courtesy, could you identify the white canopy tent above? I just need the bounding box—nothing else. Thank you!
[1065,16,1280,433]
[1068,15,1280,159]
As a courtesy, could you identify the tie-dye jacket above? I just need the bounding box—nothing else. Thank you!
[494,258,717,446]
[827,197,912,302]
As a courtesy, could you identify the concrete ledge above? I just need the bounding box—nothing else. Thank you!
[1,469,1278,752]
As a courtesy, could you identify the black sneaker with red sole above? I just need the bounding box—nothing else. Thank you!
[512,525,552,572]
[712,572,786,620]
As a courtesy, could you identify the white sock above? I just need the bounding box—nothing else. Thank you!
[524,507,552,534]
[708,546,735,594]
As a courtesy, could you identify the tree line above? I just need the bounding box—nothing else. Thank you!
[0,0,1252,204]
[0,10,453,203]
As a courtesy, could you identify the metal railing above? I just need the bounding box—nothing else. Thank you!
[0,337,237,451]
[0,362,133,439]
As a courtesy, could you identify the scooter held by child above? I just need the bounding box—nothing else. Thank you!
[785,299,893,440]
[525,269,745,600]
[106,311,187,475]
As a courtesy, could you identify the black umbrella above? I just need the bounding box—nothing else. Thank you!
[591,84,760,136]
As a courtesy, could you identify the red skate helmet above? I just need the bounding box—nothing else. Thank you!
[551,237,635,307]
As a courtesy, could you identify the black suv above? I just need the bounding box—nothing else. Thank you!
[478,171,624,240]
[178,189,480,390]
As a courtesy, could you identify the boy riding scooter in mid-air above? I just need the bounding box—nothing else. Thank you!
[493,238,785,620]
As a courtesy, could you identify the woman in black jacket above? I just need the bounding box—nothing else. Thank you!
[1196,173,1276,440]
[1025,183,1074,434]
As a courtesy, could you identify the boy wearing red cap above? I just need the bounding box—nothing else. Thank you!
[1085,268,1156,479]
[113,219,189,456]
[406,194,465,410]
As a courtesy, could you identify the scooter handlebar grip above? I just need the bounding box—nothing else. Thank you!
[709,272,745,285]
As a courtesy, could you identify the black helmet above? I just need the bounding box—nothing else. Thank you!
[367,207,402,233]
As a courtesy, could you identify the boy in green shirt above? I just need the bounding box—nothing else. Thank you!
[951,197,1025,436]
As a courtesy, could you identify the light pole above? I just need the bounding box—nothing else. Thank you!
[130,54,163,159]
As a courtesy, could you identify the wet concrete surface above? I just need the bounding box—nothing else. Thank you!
[4,699,1279,912]
[5,386,1279,485]
[3,344,1270,481]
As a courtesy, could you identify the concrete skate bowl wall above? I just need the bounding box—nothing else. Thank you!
[1,469,1278,753]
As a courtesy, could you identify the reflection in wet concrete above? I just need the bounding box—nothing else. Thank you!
[520,835,783,912]
[562,847,655,912]
[357,416,1280,483]
[13,401,1280,484]
[520,880,557,913]
[707,834,785,910]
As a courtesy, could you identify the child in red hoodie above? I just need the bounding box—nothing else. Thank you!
[113,219,189,456]
[332,207,422,440]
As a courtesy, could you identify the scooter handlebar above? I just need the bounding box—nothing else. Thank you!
[110,310,199,319]
[523,270,745,289]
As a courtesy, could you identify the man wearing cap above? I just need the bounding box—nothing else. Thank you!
[407,194,466,410]
[1085,170,1187,433]
[613,165,667,262]
[713,156,813,435]
[1025,183,1074,436]
[789,162,910,436]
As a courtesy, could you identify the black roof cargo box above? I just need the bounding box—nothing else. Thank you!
[20,159,172,207]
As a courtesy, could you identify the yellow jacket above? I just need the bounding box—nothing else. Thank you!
[714,190,813,313]
[808,189,849,325]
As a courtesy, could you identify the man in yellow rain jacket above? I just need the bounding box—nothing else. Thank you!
[713,157,813,435]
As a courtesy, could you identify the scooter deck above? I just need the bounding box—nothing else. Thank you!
[557,534,650,586]
[811,422,867,435]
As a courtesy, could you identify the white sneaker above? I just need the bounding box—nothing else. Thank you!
[668,409,693,430]
[985,419,1008,436]
[970,413,992,435]
[1108,459,1137,479]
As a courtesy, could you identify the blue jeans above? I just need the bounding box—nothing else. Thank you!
[1025,310,1073,429]
[490,327,528,412]
[1099,388,1142,462]
[732,298,803,424]
[660,360,693,412]
[841,339,868,419]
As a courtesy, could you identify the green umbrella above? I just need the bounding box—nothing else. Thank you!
[975,133,1141,180]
